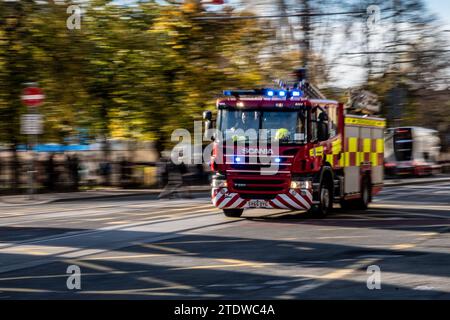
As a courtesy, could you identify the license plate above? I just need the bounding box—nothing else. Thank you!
[247,200,269,208]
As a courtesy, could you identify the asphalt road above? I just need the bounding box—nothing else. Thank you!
[0,181,449,299]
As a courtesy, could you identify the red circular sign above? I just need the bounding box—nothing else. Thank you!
[21,87,44,107]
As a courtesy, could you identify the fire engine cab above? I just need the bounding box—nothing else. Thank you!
[203,71,385,218]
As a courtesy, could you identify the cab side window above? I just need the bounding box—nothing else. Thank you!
[310,107,318,141]
[326,105,338,138]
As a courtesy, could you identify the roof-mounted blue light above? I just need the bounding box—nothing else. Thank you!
[223,90,232,96]
[278,90,287,97]
[290,90,303,98]
[266,90,275,97]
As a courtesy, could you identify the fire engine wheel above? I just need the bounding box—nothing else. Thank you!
[309,180,333,218]
[356,177,371,210]
[223,209,244,218]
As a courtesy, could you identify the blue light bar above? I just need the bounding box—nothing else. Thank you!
[278,90,287,98]
[223,90,232,96]
[266,90,275,97]
[291,90,303,97]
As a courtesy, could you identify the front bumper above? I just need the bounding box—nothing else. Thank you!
[212,187,312,210]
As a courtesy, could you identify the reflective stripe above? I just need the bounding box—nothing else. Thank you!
[212,188,312,210]
[348,137,358,152]
[332,139,342,154]
[309,146,324,157]
[371,152,378,166]
[363,138,371,153]
[271,198,289,209]
[376,138,384,153]
[345,117,386,128]
[326,154,333,164]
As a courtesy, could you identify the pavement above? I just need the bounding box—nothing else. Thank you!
[1,175,449,206]
[0,180,448,299]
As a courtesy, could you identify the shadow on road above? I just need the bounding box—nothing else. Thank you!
[0,217,449,299]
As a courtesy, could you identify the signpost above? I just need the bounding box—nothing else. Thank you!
[21,84,44,199]
[20,114,43,135]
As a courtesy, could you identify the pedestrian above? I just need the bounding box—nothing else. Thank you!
[99,161,111,186]
[45,154,56,191]
[119,157,132,187]
[158,155,191,199]
[67,154,80,191]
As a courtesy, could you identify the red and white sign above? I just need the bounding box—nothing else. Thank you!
[202,0,224,4]
[21,86,45,107]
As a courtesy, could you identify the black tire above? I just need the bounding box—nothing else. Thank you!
[355,176,371,209]
[308,179,333,218]
[223,209,244,218]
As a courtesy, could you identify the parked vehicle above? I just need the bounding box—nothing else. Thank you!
[384,127,441,177]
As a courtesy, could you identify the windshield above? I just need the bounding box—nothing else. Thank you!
[393,129,413,161]
[219,109,306,143]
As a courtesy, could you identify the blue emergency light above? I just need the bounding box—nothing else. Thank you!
[290,90,303,97]
[222,88,303,99]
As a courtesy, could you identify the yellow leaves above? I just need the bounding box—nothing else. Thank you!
[112,98,127,105]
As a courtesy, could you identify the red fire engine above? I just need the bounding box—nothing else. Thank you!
[203,72,385,218]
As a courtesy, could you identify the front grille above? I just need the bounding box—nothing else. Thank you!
[233,185,285,192]
[229,176,288,194]
[233,179,285,185]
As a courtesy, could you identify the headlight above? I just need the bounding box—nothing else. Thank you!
[290,180,311,189]
[212,179,227,188]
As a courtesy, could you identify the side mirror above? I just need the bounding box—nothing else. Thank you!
[203,110,212,121]
[203,110,215,141]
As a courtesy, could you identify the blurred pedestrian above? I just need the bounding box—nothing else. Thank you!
[158,154,191,199]
[99,161,111,186]
[119,157,132,187]
[44,154,56,191]
[67,154,80,191]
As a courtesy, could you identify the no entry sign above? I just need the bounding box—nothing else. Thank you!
[21,86,45,107]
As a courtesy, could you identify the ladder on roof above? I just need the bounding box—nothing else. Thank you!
[300,81,327,100]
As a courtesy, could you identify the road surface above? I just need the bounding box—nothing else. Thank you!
[0,181,449,299]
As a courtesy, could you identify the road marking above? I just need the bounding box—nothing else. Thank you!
[0,209,250,274]
[390,243,416,250]
[367,209,450,219]
[85,254,163,261]
[413,285,435,291]
[369,203,450,211]
[374,185,450,201]
[316,235,370,240]
[0,202,214,227]
[157,239,251,245]
[284,258,378,295]
[137,243,190,255]
[0,287,53,293]
[106,220,132,225]
[171,258,273,271]
[66,260,116,272]
[414,232,439,237]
